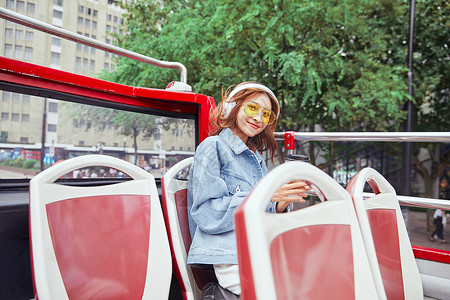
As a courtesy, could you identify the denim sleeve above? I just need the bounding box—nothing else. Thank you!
[189,141,248,235]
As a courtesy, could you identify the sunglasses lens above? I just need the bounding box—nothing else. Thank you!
[244,102,276,125]
[262,110,275,125]
[244,103,259,117]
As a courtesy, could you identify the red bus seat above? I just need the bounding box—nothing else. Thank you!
[235,161,384,300]
[161,157,216,300]
[29,154,172,299]
[346,167,423,299]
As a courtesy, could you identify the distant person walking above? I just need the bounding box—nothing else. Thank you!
[429,209,446,243]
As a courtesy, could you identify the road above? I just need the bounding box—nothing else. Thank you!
[407,209,449,251]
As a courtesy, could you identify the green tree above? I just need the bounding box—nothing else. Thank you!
[62,103,158,164]
[108,0,448,190]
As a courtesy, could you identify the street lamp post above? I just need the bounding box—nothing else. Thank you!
[401,0,416,226]
[403,0,415,197]
[40,98,47,171]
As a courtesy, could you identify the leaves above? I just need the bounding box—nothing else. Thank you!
[102,0,448,182]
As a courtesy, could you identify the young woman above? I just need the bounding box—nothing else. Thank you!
[187,82,310,296]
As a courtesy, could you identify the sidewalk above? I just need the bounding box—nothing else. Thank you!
[407,209,449,251]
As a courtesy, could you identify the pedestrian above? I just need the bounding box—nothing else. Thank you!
[429,209,446,243]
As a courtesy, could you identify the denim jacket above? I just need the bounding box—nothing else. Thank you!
[187,128,277,265]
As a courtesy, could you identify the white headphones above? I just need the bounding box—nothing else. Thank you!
[222,83,280,119]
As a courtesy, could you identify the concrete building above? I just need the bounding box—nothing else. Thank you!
[0,0,195,166]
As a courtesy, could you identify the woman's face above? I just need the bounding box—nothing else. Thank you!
[233,92,272,143]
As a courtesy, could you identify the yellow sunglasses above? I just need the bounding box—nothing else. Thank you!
[244,102,277,125]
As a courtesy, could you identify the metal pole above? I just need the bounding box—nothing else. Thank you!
[40,98,47,171]
[0,8,188,84]
[403,0,416,197]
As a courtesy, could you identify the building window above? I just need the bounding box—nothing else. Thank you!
[53,10,63,19]
[48,102,58,112]
[104,63,109,70]
[17,1,25,10]
[15,29,24,40]
[51,52,60,65]
[47,124,57,132]
[4,44,13,58]
[2,92,11,101]
[0,131,8,143]
[73,119,79,127]
[23,95,30,103]
[75,57,81,70]
[1,113,9,121]
[76,43,82,51]
[24,47,33,60]
[26,3,35,14]
[93,10,98,17]
[92,21,97,29]
[14,45,23,59]
[78,5,84,13]
[90,60,95,72]
[87,8,91,15]
[11,113,20,122]
[6,0,14,9]
[84,45,89,53]
[26,31,34,41]
[83,58,88,71]
[5,28,13,38]
[79,140,85,146]
[20,137,29,143]
[54,0,63,6]
[107,14,112,22]
[22,114,30,122]
[105,39,110,44]
[13,93,21,102]
[106,25,111,32]
[52,37,61,47]
[91,47,95,54]
[78,17,83,25]
[85,19,90,27]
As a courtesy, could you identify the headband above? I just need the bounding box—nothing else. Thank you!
[222,83,280,119]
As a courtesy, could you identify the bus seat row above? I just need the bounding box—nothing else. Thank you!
[29,155,423,300]
[29,155,172,300]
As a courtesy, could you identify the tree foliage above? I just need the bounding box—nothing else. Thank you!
[104,0,448,194]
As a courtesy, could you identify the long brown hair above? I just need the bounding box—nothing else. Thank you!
[209,82,279,162]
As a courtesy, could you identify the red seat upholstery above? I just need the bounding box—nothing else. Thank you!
[235,161,383,300]
[161,157,216,300]
[29,154,172,299]
[347,167,423,299]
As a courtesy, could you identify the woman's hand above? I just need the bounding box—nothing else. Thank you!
[271,180,311,213]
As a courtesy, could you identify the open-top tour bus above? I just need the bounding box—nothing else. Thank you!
[1,8,449,300]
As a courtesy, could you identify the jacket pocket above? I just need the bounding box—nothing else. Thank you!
[222,170,251,195]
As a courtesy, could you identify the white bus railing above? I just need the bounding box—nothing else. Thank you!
[274,131,450,142]
[275,131,450,210]
[0,8,188,85]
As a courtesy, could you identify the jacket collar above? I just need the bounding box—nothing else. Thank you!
[219,128,263,161]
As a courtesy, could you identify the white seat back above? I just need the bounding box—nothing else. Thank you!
[161,157,216,300]
[29,154,171,300]
[347,167,423,299]
[235,161,384,300]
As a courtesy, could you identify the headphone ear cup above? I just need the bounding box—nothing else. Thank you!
[222,100,235,118]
